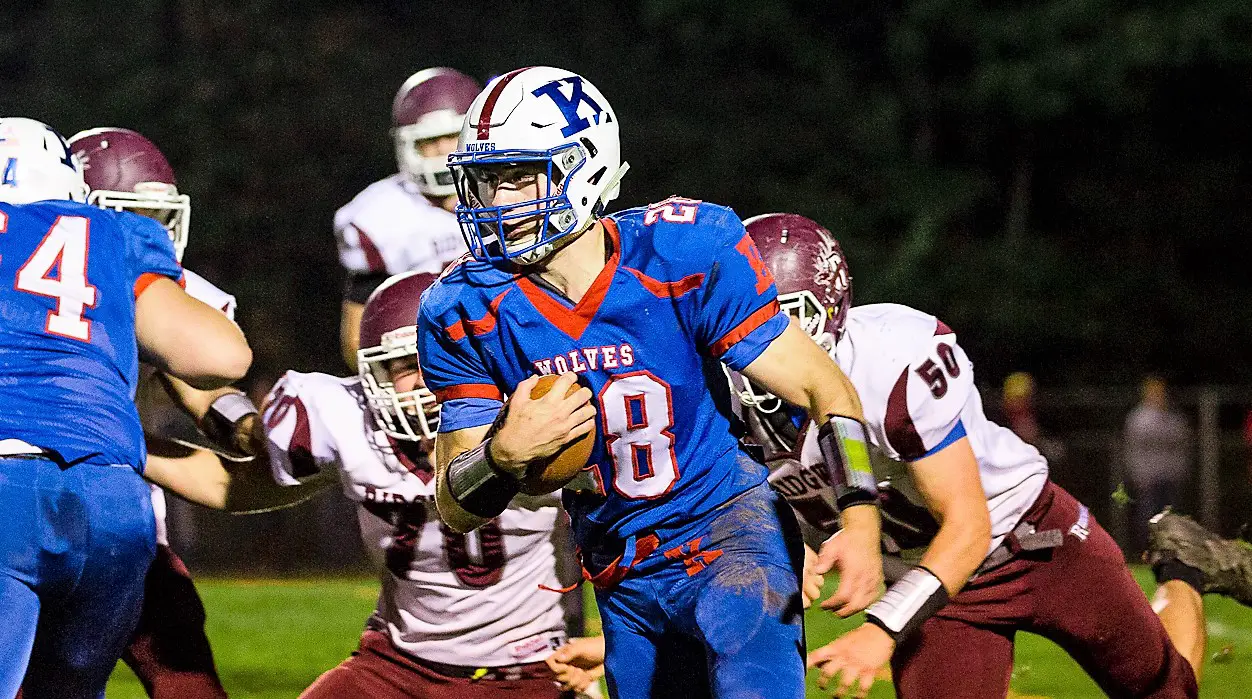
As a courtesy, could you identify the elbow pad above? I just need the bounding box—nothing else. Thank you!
[817,415,878,510]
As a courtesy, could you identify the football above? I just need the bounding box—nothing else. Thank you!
[516,374,597,495]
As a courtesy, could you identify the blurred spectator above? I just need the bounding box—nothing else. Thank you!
[1002,371,1040,444]
[1001,371,1066,466]
[1124,376,1193,555]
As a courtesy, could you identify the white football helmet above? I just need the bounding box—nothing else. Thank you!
[0,118,88,205]
[448,66,630,265]
[392,68,482,198]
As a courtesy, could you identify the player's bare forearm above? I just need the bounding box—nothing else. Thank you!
[434,424,494,533]
[910,437,992,595]
[144,442,329,513]
[160,373,234,421]
[741,320,865,423]
[340,300,364,372]
[144,446,234,510]
[744,321,877,547]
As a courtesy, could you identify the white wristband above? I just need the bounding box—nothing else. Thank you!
[864,566,949,641]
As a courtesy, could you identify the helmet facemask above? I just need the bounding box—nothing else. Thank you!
[357,325,439,442]
[450,143,591,265]
[393,112,464,198]
[725,292,837,415]
[89,182,191,261]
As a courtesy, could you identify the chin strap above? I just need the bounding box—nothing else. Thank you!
[599,161,631,204]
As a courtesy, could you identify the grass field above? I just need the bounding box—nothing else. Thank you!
[106,568,1252,698]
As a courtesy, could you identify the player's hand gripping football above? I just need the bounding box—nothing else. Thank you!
[814,507,884,617]
[488,373,596,478]
[807,623,895,698]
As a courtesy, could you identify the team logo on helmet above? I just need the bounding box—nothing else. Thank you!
[814,236,850,310]
[531,77,609,137]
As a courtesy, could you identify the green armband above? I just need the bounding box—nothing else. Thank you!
[817,415,878,510]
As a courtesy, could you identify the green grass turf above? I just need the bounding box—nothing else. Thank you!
[107,568,1252,698]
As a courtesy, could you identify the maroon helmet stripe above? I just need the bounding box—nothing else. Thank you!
[475,67,531,140]
[288,397,320,478]
[352,225,386,274]
[885,368,927,460]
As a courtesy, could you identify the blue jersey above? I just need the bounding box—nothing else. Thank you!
[0,201,183,468]
[418,199,788,553]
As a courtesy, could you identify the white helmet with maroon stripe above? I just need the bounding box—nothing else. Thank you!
[448,66,630,265]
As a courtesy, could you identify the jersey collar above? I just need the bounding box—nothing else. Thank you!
[516,219,621,341]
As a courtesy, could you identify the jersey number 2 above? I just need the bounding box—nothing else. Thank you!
[1,214,98,342]
[600,371,679,499]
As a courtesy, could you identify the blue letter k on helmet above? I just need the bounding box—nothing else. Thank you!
[532,77,605,138]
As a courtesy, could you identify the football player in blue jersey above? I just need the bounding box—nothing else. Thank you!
[0,117,250,699]
[416,67,882,698]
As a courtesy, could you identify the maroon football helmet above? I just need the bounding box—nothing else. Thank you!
[746,213,852,342]
[68,127,190,260]
[358,271,440,441]
[726,213,853,413]
[392,67,482,197]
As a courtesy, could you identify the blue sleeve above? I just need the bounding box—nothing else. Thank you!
[439,398,503,433]
[694,210,787,371]
[416,290,503,432]
[919,420,967,459]
[119,212,183,291]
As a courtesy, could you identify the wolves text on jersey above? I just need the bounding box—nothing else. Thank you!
[531,343,636,375]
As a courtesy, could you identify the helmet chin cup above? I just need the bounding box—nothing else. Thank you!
[722,365,784,415]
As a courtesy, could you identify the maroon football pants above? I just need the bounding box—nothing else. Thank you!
[120,545,227,699]
[299,630,575,699]
[891,482,1197,699]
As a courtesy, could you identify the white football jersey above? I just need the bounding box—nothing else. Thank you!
[261,370,567,667]
[334,174,466,277]
[793,304,1048,558]
[183,269,238,320]
[148,268,238,547]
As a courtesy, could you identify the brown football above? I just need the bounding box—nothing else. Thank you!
[517,374,597,495]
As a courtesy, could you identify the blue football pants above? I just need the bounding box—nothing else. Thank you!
[595,483,807,699]
[0,457,155,699]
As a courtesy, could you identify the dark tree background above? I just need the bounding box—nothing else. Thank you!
[4,0,1251,387]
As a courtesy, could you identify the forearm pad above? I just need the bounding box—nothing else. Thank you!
[817,415,878,510]
[446,439,520,519]
[864,566,950,643]
[200,392,259,453]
